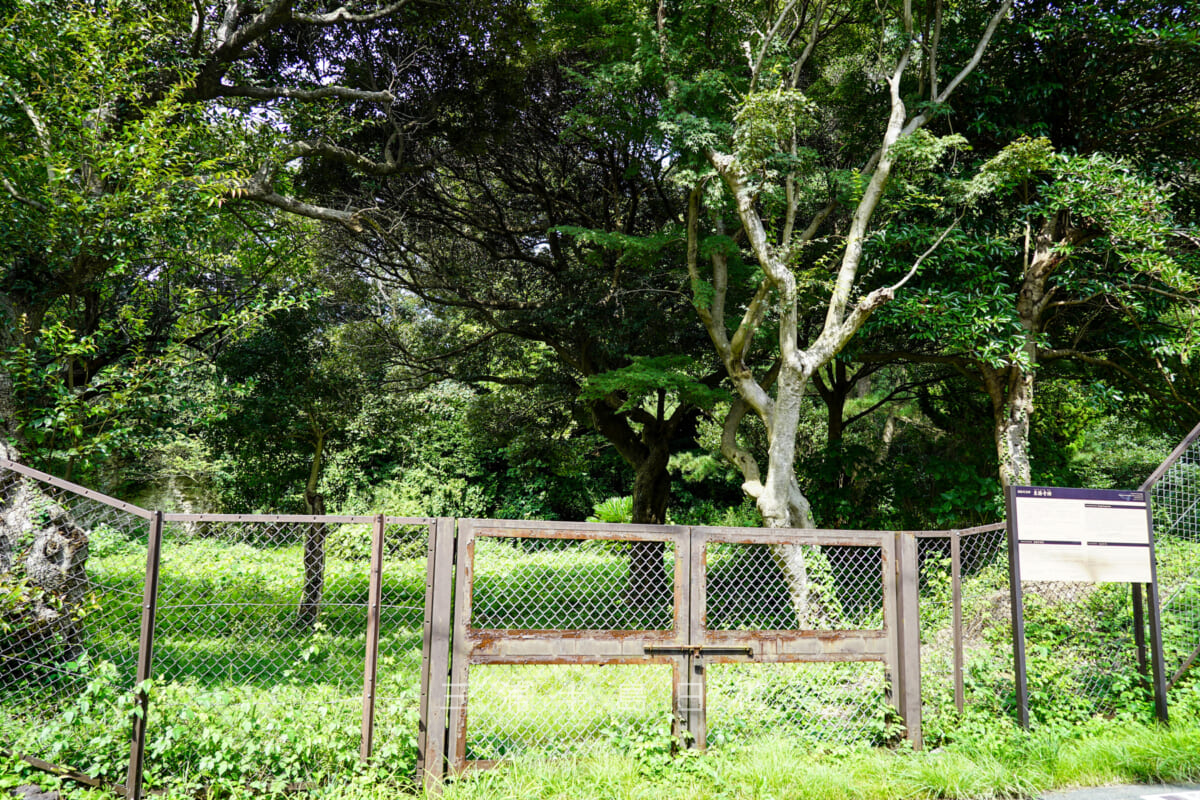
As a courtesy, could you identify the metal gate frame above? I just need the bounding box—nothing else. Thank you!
[433,520,921,778]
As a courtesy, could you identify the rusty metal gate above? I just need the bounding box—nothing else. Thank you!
[429,519,922,778]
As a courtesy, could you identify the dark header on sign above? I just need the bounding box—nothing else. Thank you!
[1013,486,1145,503]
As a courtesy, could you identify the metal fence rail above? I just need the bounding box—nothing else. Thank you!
[0,458,451,799]
[143,513,438,794]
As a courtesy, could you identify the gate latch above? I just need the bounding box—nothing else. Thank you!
[643,644,754,660]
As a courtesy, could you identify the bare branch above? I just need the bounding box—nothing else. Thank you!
[214,83,394,104]
[214,0,244,49]
[730,279,772,362]
[722,397,764,497]
[932,0,1012,106]
[686,185,728,350]
[0,77,54,183]
[887,216,960,293]
[1,177,48,213]
[1174,229,1200,249]
[788,0,829,89]
[283,140,409,175]
[190,0,206,57]
[749,0,800,93]
[842,373,948,429]
[237,186,365,231]
[213,0,290,64]
[929,0,942,100]
[292,0,419,25]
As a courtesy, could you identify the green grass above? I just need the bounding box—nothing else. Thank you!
[416,717,1200,800]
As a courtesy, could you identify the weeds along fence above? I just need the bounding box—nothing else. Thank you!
[3,447,1197,798]
[915,524,1146,733]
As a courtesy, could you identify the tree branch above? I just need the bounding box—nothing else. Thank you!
[238,187,365,231]
[749,0,800,92]
[292,0,421,25]
[886,216,961,293]
[932,0,1012,106]
[1,177,48,213]
[190,0,206,57]
[0,77,54,182]
[284,139,410,175]
[214,83,395,104]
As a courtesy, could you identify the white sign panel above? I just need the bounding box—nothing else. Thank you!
[1011,486,1153,583]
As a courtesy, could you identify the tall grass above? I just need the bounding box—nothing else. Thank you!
[422,716,1200,800]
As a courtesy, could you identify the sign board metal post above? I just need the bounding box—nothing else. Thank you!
[1004,487,1030,729]
[1144,501,1169,723]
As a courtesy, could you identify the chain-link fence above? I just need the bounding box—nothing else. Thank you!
[10,443,1200,792]
[1146,426,1200,696]
[145,514,434,791]
[0,459,442,798]
[450,526,683,763]
[919,522,1147,738]
[701,539,893,746]
[1,462,150,789]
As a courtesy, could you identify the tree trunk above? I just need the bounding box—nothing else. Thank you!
[627,438,672,607]
[985,213,1083,492]
[296,430,327,629]
[587,399,678,608]
[754,365,832,627]
[991,362,1035,491]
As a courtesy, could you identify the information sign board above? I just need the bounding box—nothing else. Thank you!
[1010,486,1152,583]
[1005,484,1167,728]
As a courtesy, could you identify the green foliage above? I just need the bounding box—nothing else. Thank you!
[579,356,728,414]
[586,496,633,524]
[731,88,818,168]
[960,135,1057,201]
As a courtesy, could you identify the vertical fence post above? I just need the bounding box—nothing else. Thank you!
[1005,489,1031,729]
[951,530,964,713]
[126,510,163,800]
[418,517,456,792]
[447,520,476,775]
[683,528,705,750]
[1133,584,1149,680]
[896,531,922,749]
[360,514,386,761]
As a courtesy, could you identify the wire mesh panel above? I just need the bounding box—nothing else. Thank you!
[469,535,676,631]
[463,664,672,759]
[918,523,1144,736]
[704,541,884,631]
[706,662,891,745]
[1148,432,1200,693]
[917,526,1007,728]
[694,529,904,748]
[0,462,150,785]
[374,519,442,771]
[142,514,432,791]
[447,520,690,773]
